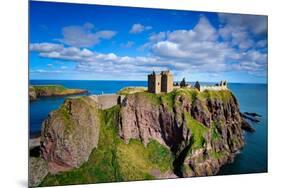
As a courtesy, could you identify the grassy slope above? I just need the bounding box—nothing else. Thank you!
[32,85,86,96]
[40,105,172,186]
[117,87,147,95]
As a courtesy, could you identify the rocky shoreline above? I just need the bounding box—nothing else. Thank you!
[29,88,255,186]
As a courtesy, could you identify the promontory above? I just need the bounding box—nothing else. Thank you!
[29,85,88,101]
[29,86,253,186]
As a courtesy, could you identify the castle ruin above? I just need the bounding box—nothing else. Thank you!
[195,80,228,92]
[148,70,228,93]
[148,70,174,93]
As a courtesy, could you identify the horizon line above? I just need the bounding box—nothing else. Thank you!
[29,79,267,84]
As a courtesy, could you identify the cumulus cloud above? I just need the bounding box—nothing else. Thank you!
[30,14,267,80]
[30,43,63,52]
[57,23,116,47]
[218,13,267,51]
[147,15,267,75]
[218,13,267,35]
[130,23,152,34]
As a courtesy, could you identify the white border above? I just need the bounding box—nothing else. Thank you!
[1,0,280,188]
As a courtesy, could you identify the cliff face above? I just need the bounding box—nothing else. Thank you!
[40,97,100,173]
[36,88,250,186]
[119,89,245,177]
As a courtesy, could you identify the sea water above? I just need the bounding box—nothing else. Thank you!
[29,80,267,175]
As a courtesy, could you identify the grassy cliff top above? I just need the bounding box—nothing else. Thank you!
[30,85,87,96]
[124,88,234,109]
[117,87,147,95]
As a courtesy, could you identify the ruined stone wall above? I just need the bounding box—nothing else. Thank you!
[90,94,124,110]
[199,85,228,92]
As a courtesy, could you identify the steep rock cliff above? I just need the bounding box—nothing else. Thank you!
[40,96,100,173]
[118,89,246,177]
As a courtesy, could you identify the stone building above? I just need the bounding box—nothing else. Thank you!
[194,80,228,92]
[148,71,162,93]
[148,70,174,93]
[161,70,174,93]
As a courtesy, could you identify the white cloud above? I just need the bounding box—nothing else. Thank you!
[218,13,267,51]
[30,69,62,73]
[30,15,267,80]
[58,23,116,47]
[218,13,267,35]
[148,15,267,75]
[30,43,63,52]
[130,23,152,34]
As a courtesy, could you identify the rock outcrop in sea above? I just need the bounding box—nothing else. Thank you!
[30,88,254,186]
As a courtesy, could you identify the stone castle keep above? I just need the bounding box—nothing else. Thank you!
[148,70,228,93]
[148,70,173,94]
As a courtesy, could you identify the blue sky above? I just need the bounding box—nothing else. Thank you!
[29,1,268,83]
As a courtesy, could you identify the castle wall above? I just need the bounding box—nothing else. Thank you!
[199,85,228,92]
[90,94,123,110]
[148,74,161,94]
[161,74,173,93]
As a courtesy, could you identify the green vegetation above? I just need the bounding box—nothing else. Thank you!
[117,87,147,95]
[209,151,225,160]
[185,113,208,150]
[40,105,173,186]
[131,88,232,112]
[39,88,235,186]
[31,85,87,97]
[211,121,221,141]
[200,90,233,103]
[33,85,67,92]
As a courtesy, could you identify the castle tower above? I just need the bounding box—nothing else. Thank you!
[148,71,161,94]
[161,70,174,93]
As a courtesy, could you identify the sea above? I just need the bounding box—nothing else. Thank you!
[29,80,268,176]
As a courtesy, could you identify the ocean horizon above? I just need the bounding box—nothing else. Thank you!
[29,79,267,85]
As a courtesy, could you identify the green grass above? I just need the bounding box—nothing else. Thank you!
[200,90,233,103]
[117,87,147,95]
[116,139,172,181]
[32,85,85,97]
[40,105,173,186]
[159,92,176,111]
[209,151,225,160]
[211,121,221,141]
[33,85,67,92]
[185,113,208,150]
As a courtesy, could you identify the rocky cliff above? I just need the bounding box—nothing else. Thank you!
[40,97,100,173]
[118,88,247,177]
[31,88,252,186]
